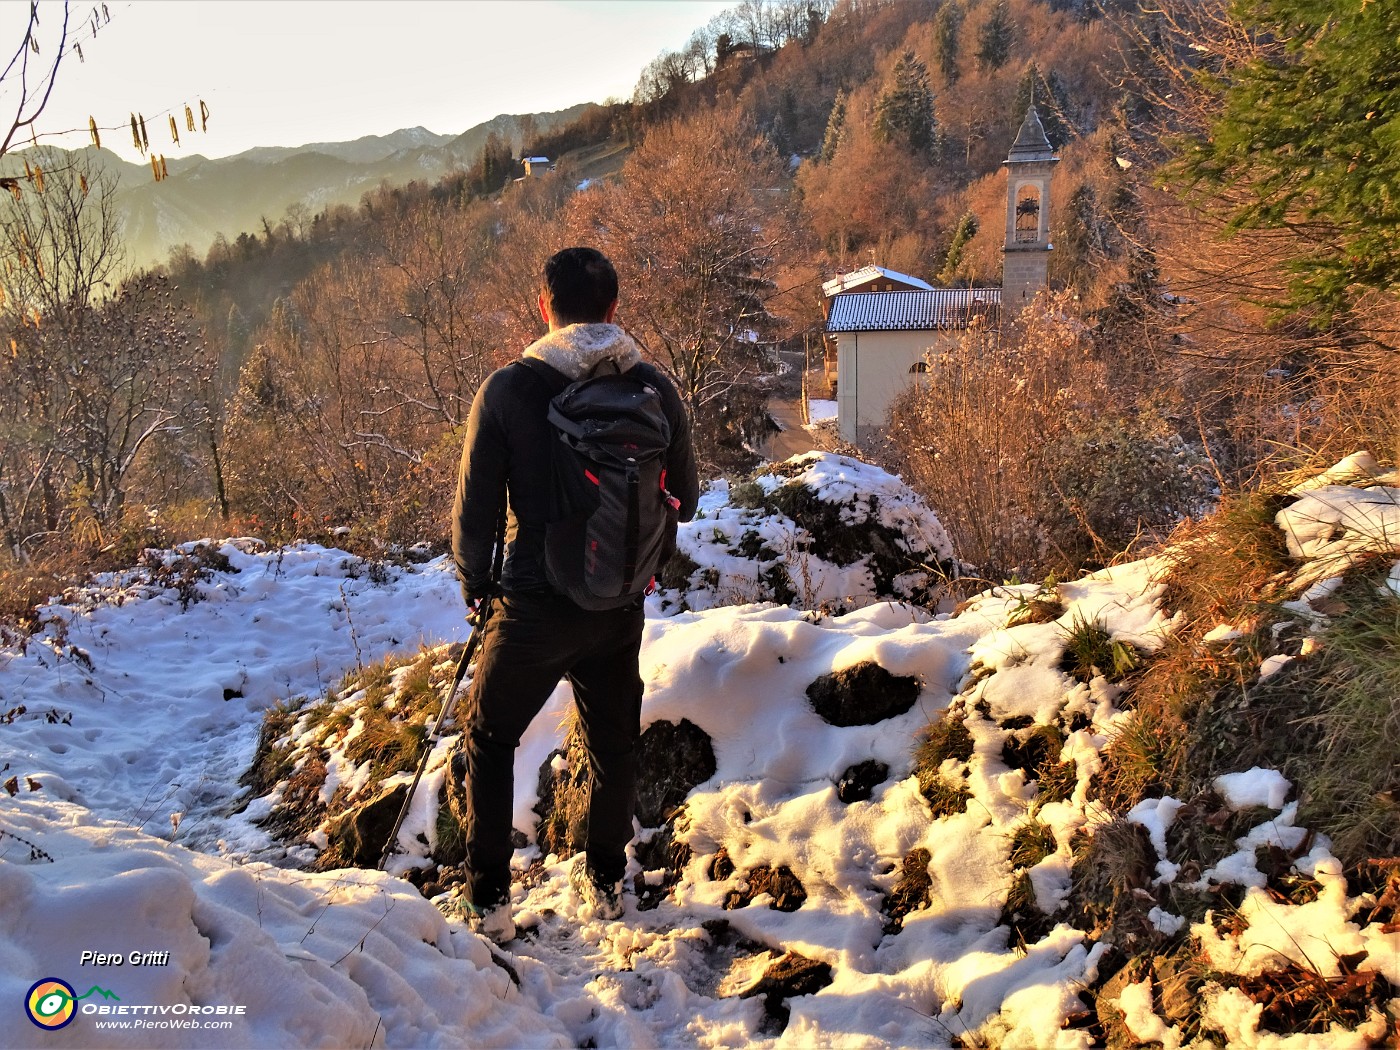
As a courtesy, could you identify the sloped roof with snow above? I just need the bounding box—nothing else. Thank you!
[826,288,1001,331]
[821,265,933,297]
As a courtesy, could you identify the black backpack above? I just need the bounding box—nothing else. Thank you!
[520,357,681,610]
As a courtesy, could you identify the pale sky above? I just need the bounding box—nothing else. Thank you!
[4,0,730,162]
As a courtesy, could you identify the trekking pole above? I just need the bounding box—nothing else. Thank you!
[377,601,493,871]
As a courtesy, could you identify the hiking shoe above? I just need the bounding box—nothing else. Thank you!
[441,893,515,944]
[569,855,625,920]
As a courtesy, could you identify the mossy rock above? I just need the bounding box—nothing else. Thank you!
[806,661,920,727]
[325,782,408,868]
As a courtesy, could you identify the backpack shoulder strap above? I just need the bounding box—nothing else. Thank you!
[516,356,570,394]
[586,357,625,378]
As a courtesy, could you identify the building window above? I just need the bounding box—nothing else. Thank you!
[909,361,930,374]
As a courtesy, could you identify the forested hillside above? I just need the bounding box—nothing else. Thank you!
[5,0,1392,591]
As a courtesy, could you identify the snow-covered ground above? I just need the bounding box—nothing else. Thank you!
[2,453,1397,1048]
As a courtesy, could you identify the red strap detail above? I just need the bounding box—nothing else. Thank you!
[584,469,600,486]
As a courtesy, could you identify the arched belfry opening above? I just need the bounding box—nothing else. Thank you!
[1014,186,1042,244]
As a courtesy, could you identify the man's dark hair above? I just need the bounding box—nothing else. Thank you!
[542,247,618,325]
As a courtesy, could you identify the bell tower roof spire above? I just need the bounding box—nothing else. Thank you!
[1006,105,1056,164]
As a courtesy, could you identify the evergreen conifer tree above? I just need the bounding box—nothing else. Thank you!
[934,3,963,86]
[977,0,1015,72]
[938,212,979,285]
[873,52,937,159]
[1176,0,1400,317]
[820,90,847,163]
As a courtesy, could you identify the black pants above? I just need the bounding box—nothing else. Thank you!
[460,591,645,906]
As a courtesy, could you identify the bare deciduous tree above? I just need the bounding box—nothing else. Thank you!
[0,1,70,160]
[2,274,210,547]
[0,146,123,314]
[566,106,788,468]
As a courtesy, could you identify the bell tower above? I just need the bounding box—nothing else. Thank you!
[1001,105,1058,317]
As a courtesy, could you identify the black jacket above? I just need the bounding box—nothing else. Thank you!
[453,328,699,603]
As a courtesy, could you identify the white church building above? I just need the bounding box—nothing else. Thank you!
[825,106,1059,443]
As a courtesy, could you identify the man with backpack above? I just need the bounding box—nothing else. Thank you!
[451,246,699,943]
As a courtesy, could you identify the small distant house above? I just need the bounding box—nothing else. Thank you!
[823,106,1058,444]
[523,156,553,178]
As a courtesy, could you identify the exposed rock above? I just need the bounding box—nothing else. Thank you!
[664,919,775,1002]
[635,718,716,826]
[742,950,833,999]
[806,661,920,727]
[836,758,889,803]
[529,716,716,875]
[325,782,408,868]
[880,848,932,934]
[632,818,693,912]
[724,865,807,912]
[708,846,736,882]
[738,950,835,1037]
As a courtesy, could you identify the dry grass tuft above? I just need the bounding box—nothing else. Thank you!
[914,707,975,770]
[1059,614,1142,684]
[1066,819,1158,939]
[913,707,975,818]
[1008,820,1057,871]
[917,771,972,820]
[1291,575,1400,866]
[1092,711,1188,813]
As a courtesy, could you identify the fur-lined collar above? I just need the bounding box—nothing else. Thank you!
[522,323,642,381]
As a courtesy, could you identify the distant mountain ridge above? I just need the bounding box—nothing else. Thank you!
[235,127,455,166]
[7,104,592,272]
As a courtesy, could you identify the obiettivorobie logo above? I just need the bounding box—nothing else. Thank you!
[24,978,120,1030]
